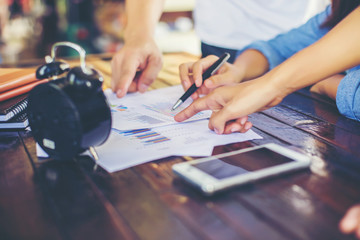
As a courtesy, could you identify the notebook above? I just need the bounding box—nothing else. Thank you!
[0,112,29,129]
[0,79,47,102]
[0,94,28,121]
[0,69,36,93]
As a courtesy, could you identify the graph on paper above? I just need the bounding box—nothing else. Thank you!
[142,102,208,118]
[142,102,178,117]
[96,118,263,172]
[118,128,171,145]
[105,85,212,131]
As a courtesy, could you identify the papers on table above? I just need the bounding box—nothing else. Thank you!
[105,85,212,130]
[96,120,262,172]
[97,86,263,172]
[36,85,263,173]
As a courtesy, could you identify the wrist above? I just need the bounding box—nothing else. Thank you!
[123,28,154,43]
[260,69,292,101]
[235,68,247,84]
[275,74,304,98]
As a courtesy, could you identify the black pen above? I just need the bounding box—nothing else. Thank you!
[171,52,230,111]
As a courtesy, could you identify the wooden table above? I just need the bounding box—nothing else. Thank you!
[1,53,360,240]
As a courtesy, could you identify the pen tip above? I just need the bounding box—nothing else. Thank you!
[172,100,182,111]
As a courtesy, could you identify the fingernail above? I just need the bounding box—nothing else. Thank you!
[195,79,202,87]
[139,84,148,92]
[116,89,122,97]
[240,118,246,125]
[214,128,220,134]
[245,123,251,130]
[231,127,238,133]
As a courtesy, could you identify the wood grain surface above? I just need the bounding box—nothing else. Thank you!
[0,53,359,240]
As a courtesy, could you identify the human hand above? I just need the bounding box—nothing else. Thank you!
[179,55,244,100]
[111,38,162,98]
[339,204,360,239]
[174,77,285,134]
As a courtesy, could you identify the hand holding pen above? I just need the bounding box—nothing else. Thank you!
[172,53,230,110]
[173,53,253,135]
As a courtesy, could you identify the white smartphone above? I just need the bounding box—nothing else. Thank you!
[172,143,311,195]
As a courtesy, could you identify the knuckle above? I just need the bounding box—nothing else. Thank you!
[142,76,155,85]
[223,105,238,118]
[179,63,187,70]
[154,56,163,67]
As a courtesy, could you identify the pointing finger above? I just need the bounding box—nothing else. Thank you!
[111,59,138,97]
[174,97,210,122]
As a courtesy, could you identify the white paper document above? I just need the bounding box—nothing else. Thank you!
[96,119,262,173]
[36,86,263,173]
[105,85,212,130]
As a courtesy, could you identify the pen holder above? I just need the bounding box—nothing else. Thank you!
[27,42,112,161]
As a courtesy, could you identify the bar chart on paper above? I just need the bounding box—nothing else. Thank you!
[96,119,263,172]
[119,128,171,145]
[96,126,181,172]
[109,121,211,151]
[96,122,212,172]
[113,104,128,111]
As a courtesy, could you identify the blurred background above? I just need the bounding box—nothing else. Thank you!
[0,0,199,65]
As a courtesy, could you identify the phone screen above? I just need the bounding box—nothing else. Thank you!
[192,147,295,179]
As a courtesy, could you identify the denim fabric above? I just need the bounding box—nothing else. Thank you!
[337,68,360,121]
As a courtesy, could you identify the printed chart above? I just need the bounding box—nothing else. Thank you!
[96,119,263,172]
[105,86,212,131]
[114,128,171,145]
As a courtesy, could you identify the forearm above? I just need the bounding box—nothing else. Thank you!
[124,0,165,41]
[233,49,269,81]
[269,7,360,95]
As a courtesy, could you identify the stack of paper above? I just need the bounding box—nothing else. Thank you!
[96,86,262,172]
[37,85,263,173]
